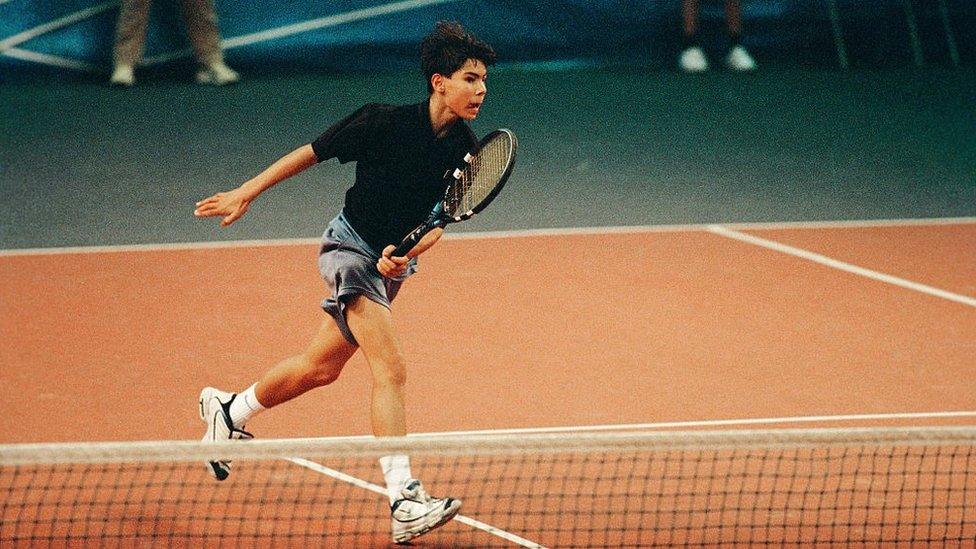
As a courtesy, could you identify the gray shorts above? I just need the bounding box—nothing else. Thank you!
[318,211,417,346]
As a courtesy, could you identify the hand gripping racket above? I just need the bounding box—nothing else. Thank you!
[392,128,518,257]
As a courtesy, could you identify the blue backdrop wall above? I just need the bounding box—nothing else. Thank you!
[1,0,974,75]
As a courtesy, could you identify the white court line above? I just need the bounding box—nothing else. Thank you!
[288,457,547,548]
[144,0,463,65]
[0,1,119,52]
[245,412,976,546]
[724,215,976,231]
[1,47,101,72]
[2,0,458,71]
[445,215,976,241]
[707,224,976,308]
[2,216,974,257]
[0,1,118,72]
[0,237,322,257]
[269,411,976,443]
[410,411,976,437]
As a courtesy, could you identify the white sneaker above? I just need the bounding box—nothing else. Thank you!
[725,45,757,71]
[390,479,461,544]
[199,387,253,480]
[110,64,134,87]
[678,46,709,73]
[195,62,240,85]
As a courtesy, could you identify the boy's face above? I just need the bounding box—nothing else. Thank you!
[439,58,488,120]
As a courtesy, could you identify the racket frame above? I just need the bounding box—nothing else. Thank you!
[391,129,517,257]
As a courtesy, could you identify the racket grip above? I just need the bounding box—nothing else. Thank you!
[392,234,421,258]
[392,204,445,257]
[393,221,435,257]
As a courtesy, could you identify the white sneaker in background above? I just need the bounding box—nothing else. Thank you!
[110,64,134,86]
[726,45,758,71]
[195,62,240,85]
[678,46,709,73]
[390,479,461,544]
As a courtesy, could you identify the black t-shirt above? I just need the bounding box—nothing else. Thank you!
[311,100,477,253]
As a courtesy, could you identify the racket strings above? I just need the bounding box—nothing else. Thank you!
[445,136,512,217]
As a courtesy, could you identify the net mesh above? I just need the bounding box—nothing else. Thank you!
[2,427,975,548]
[445,130,515,218]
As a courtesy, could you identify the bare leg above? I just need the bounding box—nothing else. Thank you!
[341,295,462,541]
[344,296,408,437]
[252,317,359,408]
[199,314,356,482]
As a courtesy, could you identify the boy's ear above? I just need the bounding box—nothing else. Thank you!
[430,73,445,93]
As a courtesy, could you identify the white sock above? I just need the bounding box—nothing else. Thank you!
[379,454,412,504]
[228,384,265,428]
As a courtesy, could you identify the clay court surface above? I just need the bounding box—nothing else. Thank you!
[2,218,975,547]
[2,219,973,444]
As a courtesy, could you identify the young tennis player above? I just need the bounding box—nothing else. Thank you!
[193,21,495,543]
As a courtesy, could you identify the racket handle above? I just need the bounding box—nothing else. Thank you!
[392,231,423,257]
[392,204,446,257]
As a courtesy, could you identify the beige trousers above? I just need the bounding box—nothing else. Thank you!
[113,0,224,66]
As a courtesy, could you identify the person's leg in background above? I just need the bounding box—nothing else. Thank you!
[180,0,240,85]
[110,0,152,85]
[678,0,709,72]
[724,0,757,71]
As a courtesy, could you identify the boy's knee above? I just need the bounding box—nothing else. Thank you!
[372,358,407,388]
[305,355,343,386]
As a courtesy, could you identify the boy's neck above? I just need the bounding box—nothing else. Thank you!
[427,96,460,138]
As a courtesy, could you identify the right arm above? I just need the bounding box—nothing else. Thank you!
[194,144,318,227]
[376,227,444,278]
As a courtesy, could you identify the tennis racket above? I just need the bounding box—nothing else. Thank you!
[392,128,518,257]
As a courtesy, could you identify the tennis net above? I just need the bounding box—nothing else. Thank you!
[2,426,975,547]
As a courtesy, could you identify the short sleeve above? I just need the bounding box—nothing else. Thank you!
[311,103,387,164]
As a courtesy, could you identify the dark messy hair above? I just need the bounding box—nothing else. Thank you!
[420,21,497,94]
